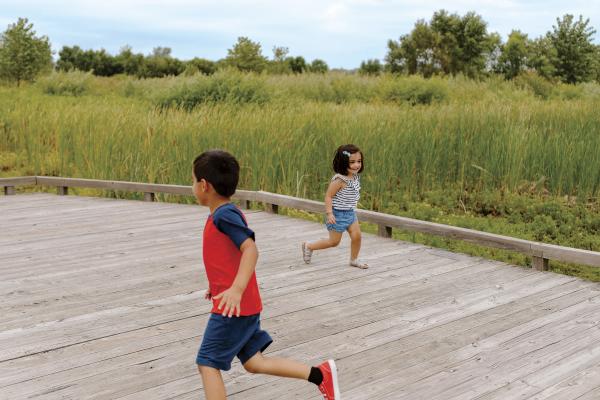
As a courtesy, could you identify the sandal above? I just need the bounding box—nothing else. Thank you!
[302,242,313,264]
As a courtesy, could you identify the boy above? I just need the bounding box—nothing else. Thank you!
[192,150,341,400]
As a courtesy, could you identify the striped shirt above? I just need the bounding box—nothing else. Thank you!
[331,174,361,210]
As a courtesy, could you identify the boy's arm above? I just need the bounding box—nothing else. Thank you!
[212,237,258,317]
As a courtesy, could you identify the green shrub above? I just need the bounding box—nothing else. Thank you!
[514,72,554,99]
[36,70,92,96]
[156,71,269,110]
[553,83,584,100]
[382,76,448,105]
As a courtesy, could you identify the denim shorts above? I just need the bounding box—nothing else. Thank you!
[326,208,358,232]
[196,313,272,371]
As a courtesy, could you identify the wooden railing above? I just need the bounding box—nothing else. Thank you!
[2,176,600,271]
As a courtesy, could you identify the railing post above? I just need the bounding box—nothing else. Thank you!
[144,192,155,202]
[378,225,392,238]
[265,203,279,214]
[532,255,549,271]
[239,200,251,210]
[3,186,15,195]
[57,186,68,196]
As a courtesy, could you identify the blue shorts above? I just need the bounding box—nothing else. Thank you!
[326,208,357,232]
[196,313,272,371]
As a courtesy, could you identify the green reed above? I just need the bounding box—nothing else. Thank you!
[1,73,600,206]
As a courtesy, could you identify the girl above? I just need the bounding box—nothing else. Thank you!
[302,144,368,269]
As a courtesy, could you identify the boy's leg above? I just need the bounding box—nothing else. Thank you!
[242,351,310,379]
[243,353,341,399]
[197,365,226,400]
[307,231,343,251]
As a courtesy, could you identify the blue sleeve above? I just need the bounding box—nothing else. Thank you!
[213,205,255,249]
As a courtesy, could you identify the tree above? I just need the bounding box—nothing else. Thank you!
[0,18,52,84]
[547,14,596,83]
[267,46,291,74]
[385,20,438,76]
[185,57,216,75]
[527,36,557,79]
[91,49,123,76]
[224,37,267,73]
[57,45,87,71]
[592,45,600,83]
[385,10,494,78]
[497,30,529,79]
[287,56,307,74]
[57,45,123,76]
[116,45,144,76]
[272,46,289,62]
[430,10,491,77]
[429,10,462,75]
[308,59,328,73]
[359,59,383,76]
[138,47,184,78]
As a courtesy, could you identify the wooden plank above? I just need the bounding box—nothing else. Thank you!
[337,292,600,400]
[575,386,600,400]
[485,361,600,400]
[15,278,592,398]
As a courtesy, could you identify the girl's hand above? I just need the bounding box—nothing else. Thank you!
[327,212,336,225]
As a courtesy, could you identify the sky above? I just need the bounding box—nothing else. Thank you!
[1,0,599,69]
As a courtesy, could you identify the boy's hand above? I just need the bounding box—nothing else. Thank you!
[327,212,336,225]
[213,287,243,317]
[204,289,212,300]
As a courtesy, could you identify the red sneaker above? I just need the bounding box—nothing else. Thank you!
[317,359,340,399]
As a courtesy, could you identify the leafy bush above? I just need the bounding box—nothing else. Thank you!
[156,71,269,110]
[382,76,448,105]
[514,72,554,99]
[36,70,92,96]
[553,83,584,100]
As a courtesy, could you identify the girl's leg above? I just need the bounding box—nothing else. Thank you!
[197,365,226,400]
[307,231,343,251]
[348,222,367,268]
[243,352,310,379]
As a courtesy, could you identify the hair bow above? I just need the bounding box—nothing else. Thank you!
[342,150,351,157]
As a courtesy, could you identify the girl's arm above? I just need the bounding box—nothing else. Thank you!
[324,179,345,223]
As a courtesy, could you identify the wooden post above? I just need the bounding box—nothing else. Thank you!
[378,225,392,238]
[239,200,251,210]
[144,192,155,202]
[57,186,68,196]
[532,255,549,271]
[3,186,15,195]
[265,203,279,214]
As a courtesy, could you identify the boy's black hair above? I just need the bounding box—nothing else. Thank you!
[332,144,364,175]
[193,150,239,197]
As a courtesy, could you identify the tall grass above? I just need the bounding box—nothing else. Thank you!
[1,73,599,207]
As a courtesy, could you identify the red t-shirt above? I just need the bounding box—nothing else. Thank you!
[202,203,262,316]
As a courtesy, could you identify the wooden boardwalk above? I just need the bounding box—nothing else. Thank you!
[2,193,600,400]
